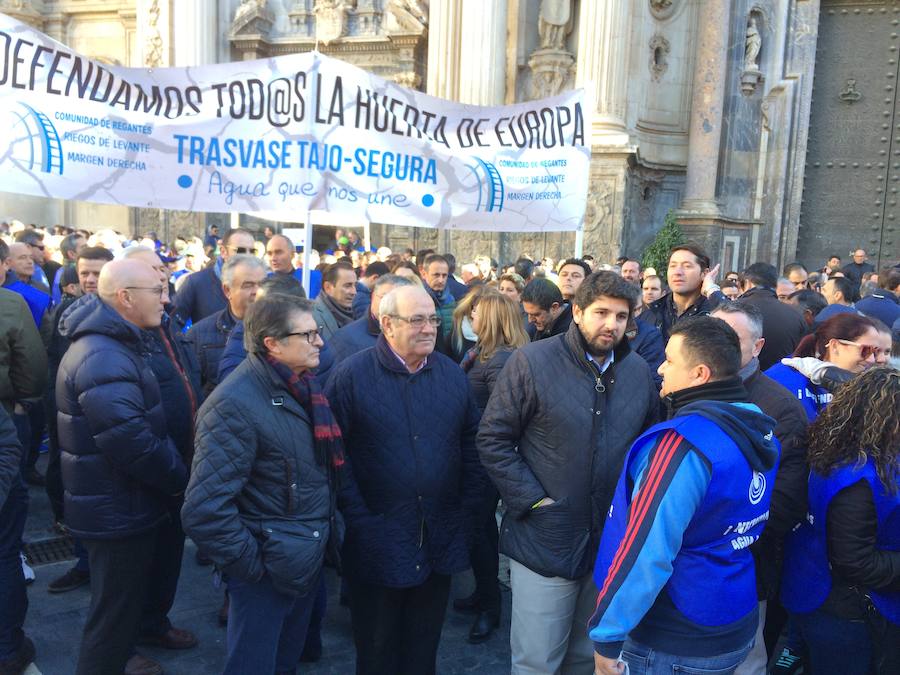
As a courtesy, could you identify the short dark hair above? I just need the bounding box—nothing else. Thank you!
[0,239,8,261]
[323,261,354,286]
[442,252,457,274]
[741,262,778,289]
[669,242,710,270]
[879,266,900,292]
[60,233,85,258]
[416,248,435,265]
[521,278,563,311]
[573,270,640,312]
[827,276,855,302]
[77,246,115,263]
[423,253,449,270]
[258,273,305,298]
[669,316,741,380]
[363,261,390,278]
[222,228,254,246]
[788,289,827,318]
[782,262,809,277]
[828,254,841,262]
[559,258,592,278]
[15,229,43,247]
[244,294,315,355]
[514,257,535,280]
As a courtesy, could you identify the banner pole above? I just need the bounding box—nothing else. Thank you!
[302,211,312,296]
[574,229,584,258]
[364,222,371,252]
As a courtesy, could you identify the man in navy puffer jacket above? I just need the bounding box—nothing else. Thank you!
[325,285,485,675]
[56,260,188,675]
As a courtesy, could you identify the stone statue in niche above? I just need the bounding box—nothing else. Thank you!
[538,0,573,51]
[745,17,761,70]
[314,0,355,45]
[529,0,575,99]
[740,15,764,96]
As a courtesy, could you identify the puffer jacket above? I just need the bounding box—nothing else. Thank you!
[478,321,659,579]
[325,336,485,588]
[56,294,188,540]
[467,347,516,412]
[185,307,236,395]
[182,354,335,596]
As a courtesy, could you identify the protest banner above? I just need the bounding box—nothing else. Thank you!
[0,14,591,232]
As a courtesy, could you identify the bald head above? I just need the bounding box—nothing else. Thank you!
[98,259,165,329]
[265,234,296,274]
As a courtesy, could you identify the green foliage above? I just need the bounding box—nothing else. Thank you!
[641,210,683,282]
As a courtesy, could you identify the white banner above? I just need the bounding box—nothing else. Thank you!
[0,15,590,231]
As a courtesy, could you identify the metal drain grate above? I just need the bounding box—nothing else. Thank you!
[24,536,76,566]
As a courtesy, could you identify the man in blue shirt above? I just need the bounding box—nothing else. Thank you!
[590,316,778,675]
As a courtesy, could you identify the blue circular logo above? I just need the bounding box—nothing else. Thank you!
[749,471,766,505]
[421,193,435,207]
[177,175,193,188]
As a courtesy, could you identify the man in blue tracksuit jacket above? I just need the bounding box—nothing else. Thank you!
[589,316,780,675]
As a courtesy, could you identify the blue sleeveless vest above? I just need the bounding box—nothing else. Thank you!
[595,413,779,626]
[763,363,831,422]
[781,458,900,624]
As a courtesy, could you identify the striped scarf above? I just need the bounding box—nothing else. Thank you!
[265,355,345,479]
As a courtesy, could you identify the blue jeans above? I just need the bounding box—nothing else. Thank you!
[621,639,753,674]
[793,610,873,675]
[224,572,320,675]
[0,480,28,659]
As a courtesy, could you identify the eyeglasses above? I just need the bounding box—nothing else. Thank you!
[835,339,881,359]
[284,328,321,344]
[229,246,253,254]
[125,286,166,298]
[390,314,441,328]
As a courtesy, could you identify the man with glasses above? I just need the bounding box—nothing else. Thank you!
[325,285,485,675]
[56,259,189,675]
[13,229,50,292]
[174,228,256,324]
[186,255,267,395]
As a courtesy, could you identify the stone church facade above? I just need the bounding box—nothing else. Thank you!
[2,0,897,271]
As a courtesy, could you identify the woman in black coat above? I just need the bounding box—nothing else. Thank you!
[182,294,343,675]
[456,290,529,642]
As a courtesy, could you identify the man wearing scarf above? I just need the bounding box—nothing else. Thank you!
[312,261,358,342]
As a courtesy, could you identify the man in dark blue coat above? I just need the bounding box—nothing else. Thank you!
[325,285,485,675]
[56,260,189,675]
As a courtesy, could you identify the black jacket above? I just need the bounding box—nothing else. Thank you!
[0,405,21,507]
[478,322,659,579]
[182,354,335,596]
[172,265,227,324]
[739,287,807,370]
[742,363,809,598]
[186,307,237,395]
[56,295,188,539]
[533,303,573,341]
[646,292,716,342]
[467,347,515,413]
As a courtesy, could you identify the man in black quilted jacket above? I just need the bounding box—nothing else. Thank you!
[478,271,659,674]
[57,260,189,675]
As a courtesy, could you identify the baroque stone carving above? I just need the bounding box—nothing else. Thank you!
[144,0,163,67]
[538,0,573,51]
[649,34,670,81]
[528,0,575,99]
[839,78,862,104]
[231,0,273,37]
[649,0,676,21]
[583,181,617,254]
[314,0,355,45]
[392,72,422,89]
[740,15,763,96]
[385,0,429,33]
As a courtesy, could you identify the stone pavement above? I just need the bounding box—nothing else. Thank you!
[21,477,513,675]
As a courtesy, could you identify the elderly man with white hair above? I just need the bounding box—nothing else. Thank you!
[56,259,190,675]
[325,285,486,675]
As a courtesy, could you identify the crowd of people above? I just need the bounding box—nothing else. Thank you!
[1,217,899,675]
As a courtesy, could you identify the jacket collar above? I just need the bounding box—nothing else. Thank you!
[374,334,433,375]
[664,376,748,416]
[246,353,310,421]
[741,285,776,300]
[366,310,381,337]
[562,318,631,374]
[215,307,237,334]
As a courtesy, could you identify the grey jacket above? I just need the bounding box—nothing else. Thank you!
[182,353,335,596]
[0,288,47,413]
[312,294,341,343]
[477,321,659,579]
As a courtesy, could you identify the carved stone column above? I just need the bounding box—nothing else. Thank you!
[173,0,217,66]
[457,0,507,105]
[426,0,462,100]
[679,0,731,215]
[575,0,631,146]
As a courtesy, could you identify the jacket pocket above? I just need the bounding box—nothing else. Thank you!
[259,518,327,596]
[499,497,591,579]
